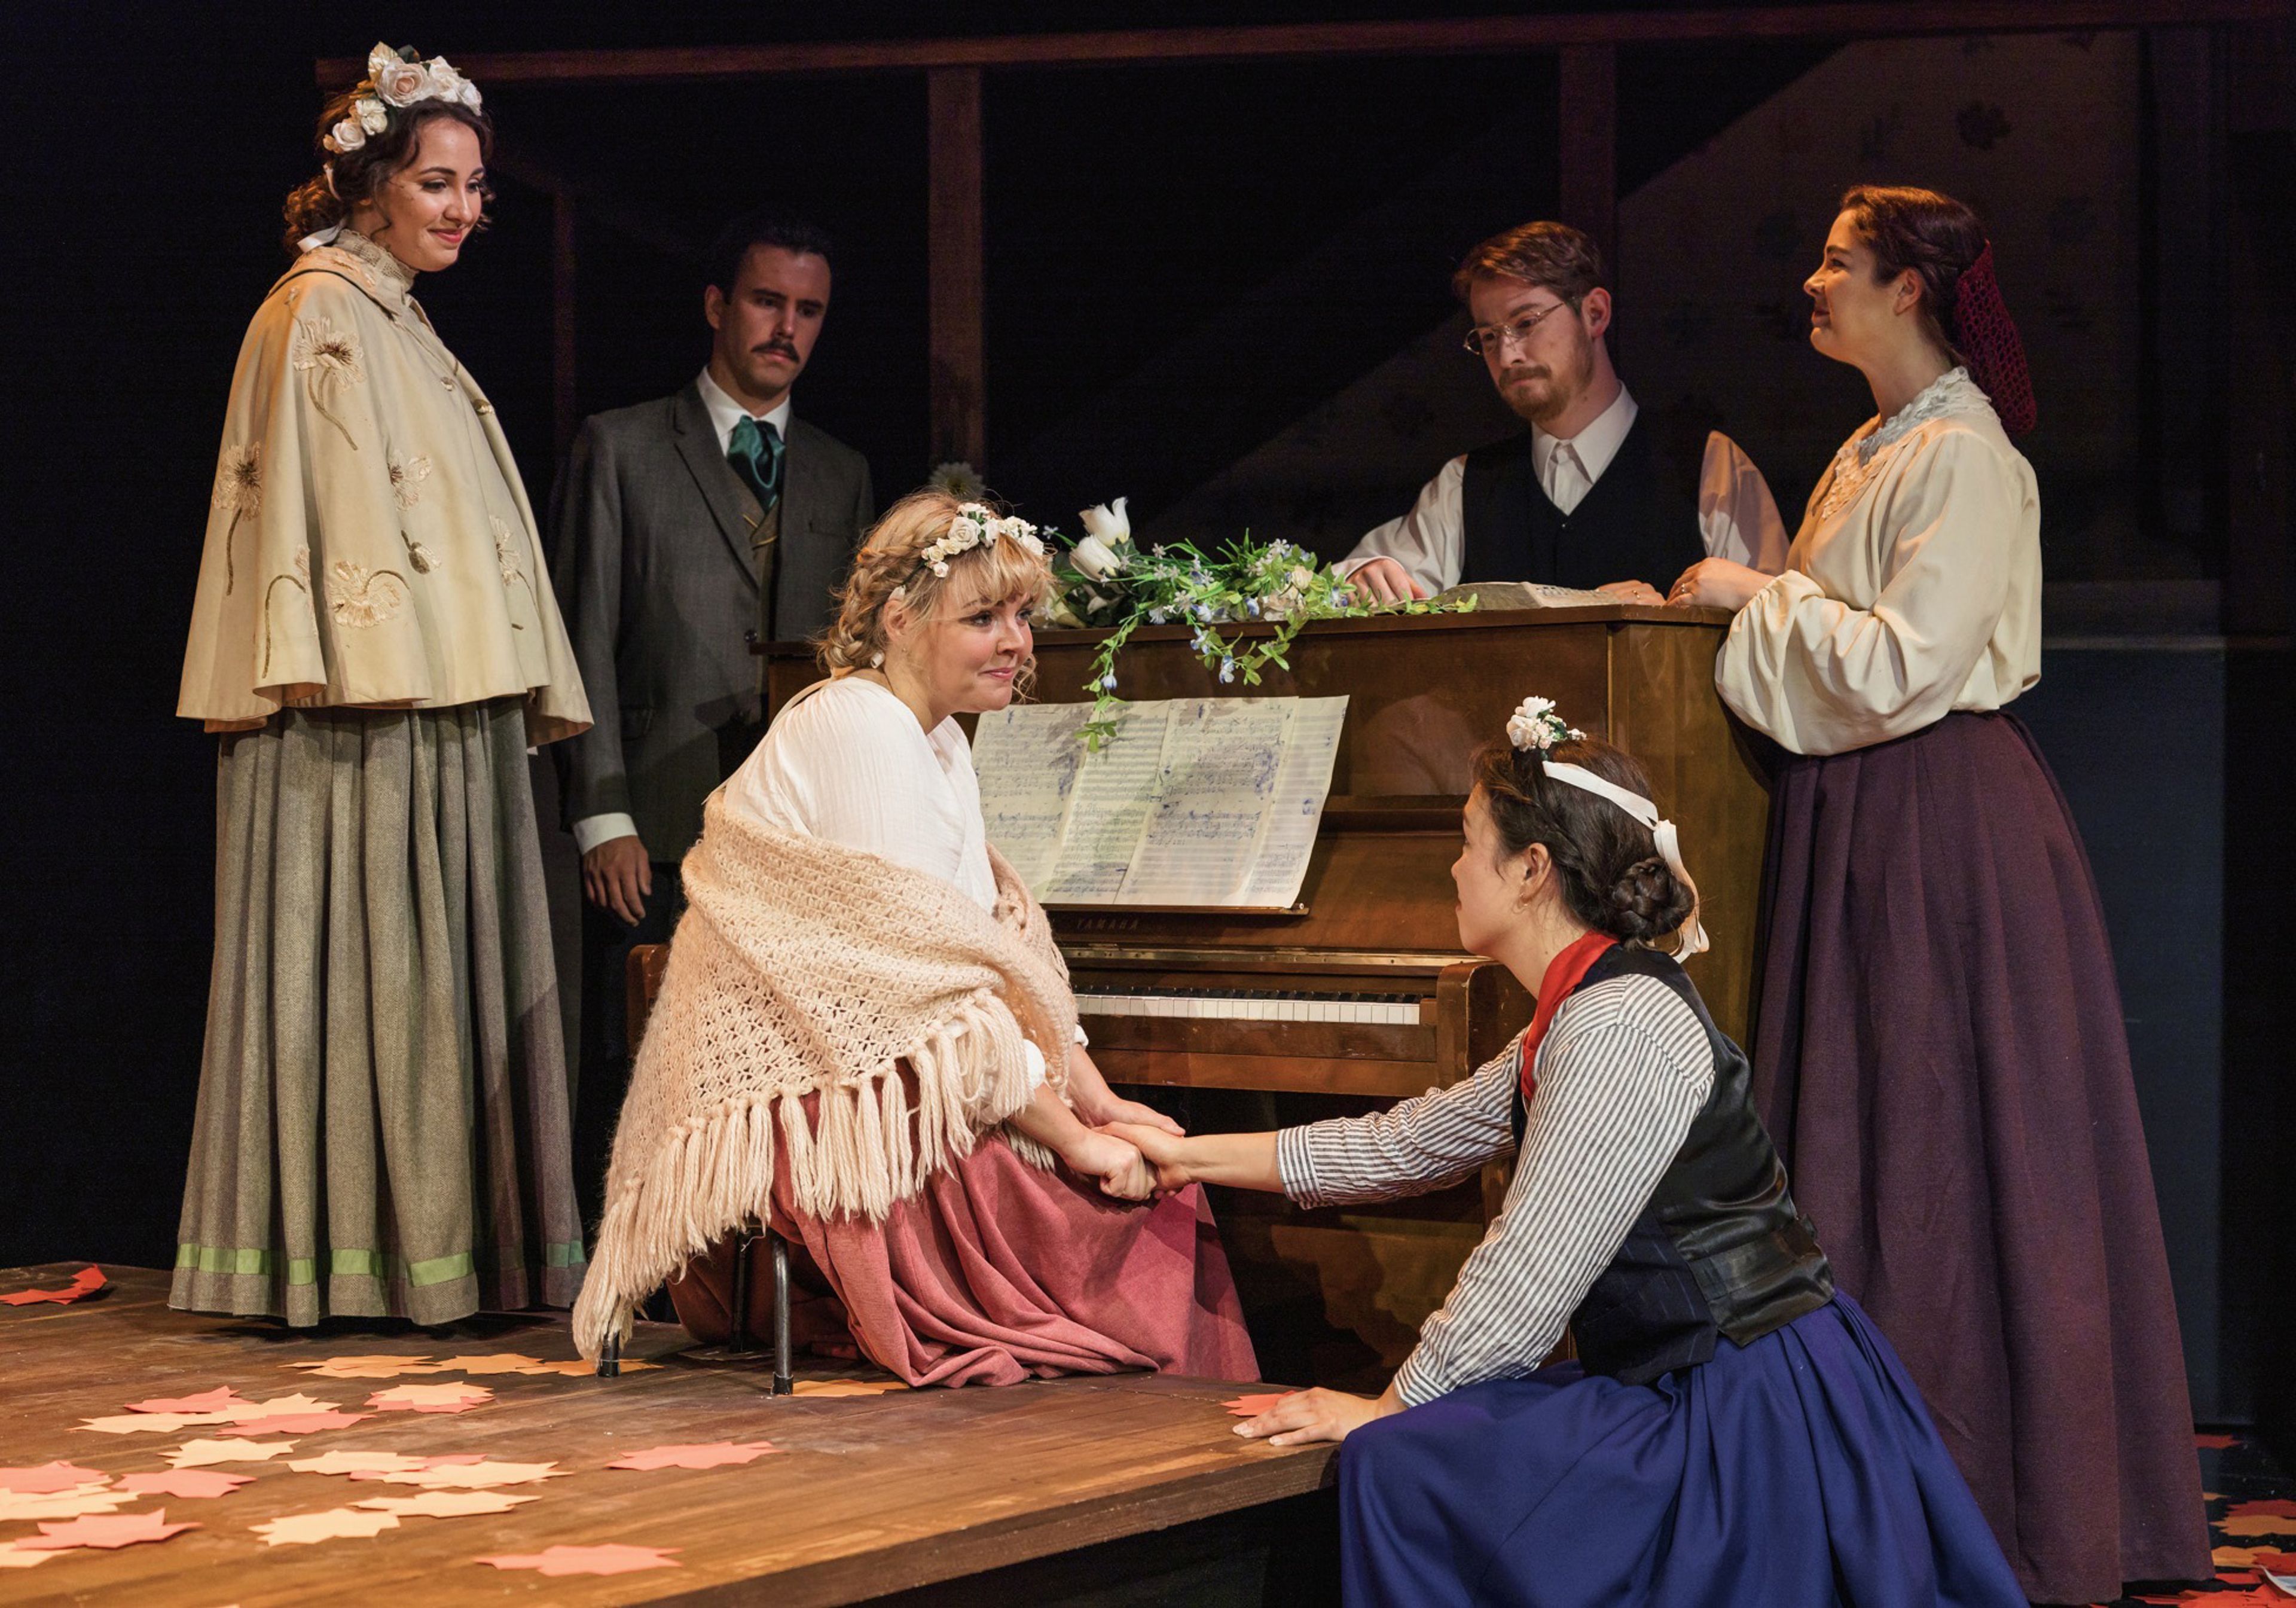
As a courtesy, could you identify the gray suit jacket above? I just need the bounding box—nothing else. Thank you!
[549,381,873,862]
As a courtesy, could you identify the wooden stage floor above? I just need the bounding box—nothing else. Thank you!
[0,1266,1333,1606]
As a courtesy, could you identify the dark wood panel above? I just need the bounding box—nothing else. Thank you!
[0,1267,1317,1607]
[926,67,985,468]
[319,4,2290,86]
[1088,1049,1449,1097]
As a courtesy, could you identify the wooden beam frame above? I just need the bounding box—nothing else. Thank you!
[927,68,987,468]
[317,2,2288,87]
[1558,45,1619,277]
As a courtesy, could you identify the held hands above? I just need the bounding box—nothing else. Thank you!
[1074,1093,1183,1137]
[1667,558,1770,612]
[1232,1387,1399,1447]
[1342,557,1427,605]
[581,834,653,924]
[1064,1128,1155,1202]
[1098,1120,1190,1195]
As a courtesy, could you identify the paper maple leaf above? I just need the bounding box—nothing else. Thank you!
[0,1266,108,1306]
[347,1460,560,1490]
[478,1543,682,1577]
[118,1470,254,1499]
[289,1355,443,1379]
[790,1377,903,1397]
[1223,1393,1291,1417]
[127,1386,255,1415]
[0,1463,109,1494]
[252,1508,402,1546]
[509,1357,660,1376]
[0,1545,54,1568]
[353,1490,534,1518]
[0,1487,137,1522]
[287,1451,430,1476]
[17,1509,198,1551]
[238,1412,371,1434]
[225,1393,342,1420]
[607,1441,780,1470]
[167,1438,297,1468]
[2224,1515,2296,1540]
[78,1411,235,1435]
[366,1381,493,1413]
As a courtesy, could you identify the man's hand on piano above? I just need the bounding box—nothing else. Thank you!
[1231,1386,1402,1448]
[1342,557,1427,605]
[1595,579,1665,606]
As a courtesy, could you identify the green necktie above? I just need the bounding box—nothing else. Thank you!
[726,415,784,515]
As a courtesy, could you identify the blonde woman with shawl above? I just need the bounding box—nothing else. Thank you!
[576,489,1258,1387]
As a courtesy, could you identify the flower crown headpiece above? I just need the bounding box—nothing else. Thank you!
[323,43,483,156]
[1505,694,1709,958]
[909,502,1045,581]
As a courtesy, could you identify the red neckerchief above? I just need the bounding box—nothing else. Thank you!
[1518,932,1619,1104]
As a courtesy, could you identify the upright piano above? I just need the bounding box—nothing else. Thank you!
[762,604,1770,1377]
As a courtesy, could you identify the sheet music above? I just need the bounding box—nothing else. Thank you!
[970,695,1348,908]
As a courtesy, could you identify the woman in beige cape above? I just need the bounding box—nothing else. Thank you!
[577,489,1257,1387]
[172,47,591,1326]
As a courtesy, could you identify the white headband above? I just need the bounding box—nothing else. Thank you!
[1537,761,1709,959]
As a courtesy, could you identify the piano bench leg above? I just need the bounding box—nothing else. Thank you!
[772,1233,793,1396]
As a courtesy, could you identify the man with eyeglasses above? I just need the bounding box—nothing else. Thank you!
[1342,221,1785,604]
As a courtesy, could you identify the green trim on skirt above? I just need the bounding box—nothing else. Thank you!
[171,700,587,1328]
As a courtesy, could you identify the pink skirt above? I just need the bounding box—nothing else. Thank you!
[671,1125,1259,1389]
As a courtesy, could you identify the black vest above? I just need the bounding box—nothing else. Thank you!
[1460,413,1704,591]
[1512,946,1834,1387]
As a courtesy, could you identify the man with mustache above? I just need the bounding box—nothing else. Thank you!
[549,210,874,1222]
[1344,221,1784,605]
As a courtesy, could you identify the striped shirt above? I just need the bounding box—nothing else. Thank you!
[1275,972,1717,1406]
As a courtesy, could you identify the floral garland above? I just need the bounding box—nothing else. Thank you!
[323,43,483,155]
[911,501,1045,581]
[1047,498,1468,750]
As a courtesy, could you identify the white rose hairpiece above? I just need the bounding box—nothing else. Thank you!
[323,42,484,155]
[1507,695,1583,754]
[913,501,1045,578]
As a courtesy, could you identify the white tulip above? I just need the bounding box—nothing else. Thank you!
[1070,535,1124,581]
[1077,497,1131,544]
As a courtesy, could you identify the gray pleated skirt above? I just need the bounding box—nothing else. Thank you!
[171,699,587,1326]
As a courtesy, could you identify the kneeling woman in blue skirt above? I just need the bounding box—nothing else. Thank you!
[1109,697,2024,1608]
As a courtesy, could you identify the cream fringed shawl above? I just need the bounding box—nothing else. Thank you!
[573,790,1078,1357]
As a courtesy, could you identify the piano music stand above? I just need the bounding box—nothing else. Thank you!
[596,942,795,1395]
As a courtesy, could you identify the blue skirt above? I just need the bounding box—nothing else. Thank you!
[1339,1295,2024,1607]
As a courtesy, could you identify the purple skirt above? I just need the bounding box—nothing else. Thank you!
[1751,711,2208,1601]
[1340,1295,2023,1607]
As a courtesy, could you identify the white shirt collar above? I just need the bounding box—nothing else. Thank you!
[1532,382,1637,485]
[697,367,793,456]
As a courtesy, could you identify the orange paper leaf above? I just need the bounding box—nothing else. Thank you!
[790,1377,903,1397]
[167,1437,297,1468]
[0,1487,136,1521]
[353,1490,535,1518]
[17,1509,197,1551]
[127,1386,255,1415]
[0,1462,109,1494]
[0,1545,55,1569]
[252,1507,402,1546]
[511,1357,660,1376]
[346,1459,560,1490]
[2196,1432,2242,1450]
[78,1411,235,1435]
[365,1381,493,1414]
[0,1266,108,1306]
[238,1412,371,1434]
[118,1470,254,1499]
[224,1393,343,1420]
[288,1451,431,1476]
[1223,1393,1292,1417]
[289,1355,445,1380]
[478,1543,682,1577]
[607,1441,780,1470]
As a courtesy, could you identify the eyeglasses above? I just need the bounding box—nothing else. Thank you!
[1463,301,1573,358]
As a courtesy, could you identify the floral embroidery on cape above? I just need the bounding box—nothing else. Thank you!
[212,445,262,594]
[326,559,410,629]
[291,316,367,450]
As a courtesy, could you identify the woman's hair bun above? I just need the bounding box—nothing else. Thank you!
[1607,855,1694,944]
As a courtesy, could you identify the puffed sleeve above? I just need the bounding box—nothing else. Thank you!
[1715,427,2025,756]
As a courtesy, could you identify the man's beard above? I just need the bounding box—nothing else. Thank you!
[1498,329,1596,428]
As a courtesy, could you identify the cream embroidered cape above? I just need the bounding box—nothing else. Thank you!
[572,789,1078,1357]
[178,230,590,742]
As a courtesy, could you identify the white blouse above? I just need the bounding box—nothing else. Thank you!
[1715,369,2041,757]
[722,675,997,909]
[720,675,1062,1087]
